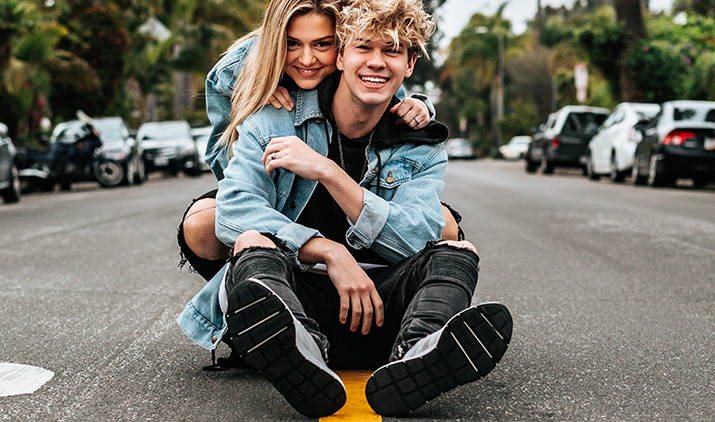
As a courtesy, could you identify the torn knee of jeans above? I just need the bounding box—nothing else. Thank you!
[228,245,283,265]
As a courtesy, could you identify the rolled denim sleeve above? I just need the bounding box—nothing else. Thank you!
[215,117,321,263]
[345,145,447,263]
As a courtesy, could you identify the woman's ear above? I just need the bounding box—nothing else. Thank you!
[336,51,345,71]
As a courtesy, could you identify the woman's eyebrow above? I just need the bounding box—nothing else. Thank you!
[313,35,335,42]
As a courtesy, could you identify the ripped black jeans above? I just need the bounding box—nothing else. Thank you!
[226,241,479,369]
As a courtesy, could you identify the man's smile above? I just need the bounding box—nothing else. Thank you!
[358,74,390,88]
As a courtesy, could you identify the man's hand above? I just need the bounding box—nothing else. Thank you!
[390,97,430,129]
[325,246,384,334]
[299,237,384,334]
[267,85,294,111]
[262,136,336,179]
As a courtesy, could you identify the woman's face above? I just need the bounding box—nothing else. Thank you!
[284,12,337,90]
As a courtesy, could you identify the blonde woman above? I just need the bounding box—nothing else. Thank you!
[178,0,456,281]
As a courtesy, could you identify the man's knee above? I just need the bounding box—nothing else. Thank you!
[421,241,480,293]
[233,230,277,255]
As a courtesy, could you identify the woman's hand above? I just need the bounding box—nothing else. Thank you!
[262,136,335,179]
[267,85,294,111]
[390,97,430,129]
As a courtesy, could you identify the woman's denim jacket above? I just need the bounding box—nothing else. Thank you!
[179,40,442,351]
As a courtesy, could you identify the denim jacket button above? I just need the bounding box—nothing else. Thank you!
[386,171,395,184]
[314,118,323,124]
[211,335,217,343]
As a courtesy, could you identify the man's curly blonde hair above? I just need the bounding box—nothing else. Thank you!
[336,0,435,57]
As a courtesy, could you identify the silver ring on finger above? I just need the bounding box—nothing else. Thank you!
[270,152,277,161]
[413,117,421,124]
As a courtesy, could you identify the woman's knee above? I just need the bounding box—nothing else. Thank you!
[233,230,277,255]
[183,198,226,260]
[441,205,459,240]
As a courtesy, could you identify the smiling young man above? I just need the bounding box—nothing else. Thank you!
[177,0,512,417]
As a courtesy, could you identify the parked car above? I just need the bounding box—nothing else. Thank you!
[499,136,531,160]
[0,122,21,203]
[445,138,476,159]
[631,100,715,187]
[34,116,145,190]
[586,102,660,182]
[138,121,201,176]
[525,105,609,174]
[190,126,212,172]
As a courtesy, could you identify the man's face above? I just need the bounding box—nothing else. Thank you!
[336,35,417,107]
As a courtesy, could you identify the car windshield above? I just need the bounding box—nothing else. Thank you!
[633,107,659,121]
[93,120,124,144]
[672,105,715,124]
[563,112,607,135]
[510,138,530,145]
[140,123,189,139]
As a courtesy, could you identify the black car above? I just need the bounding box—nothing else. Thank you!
[525,106,609,174]
[138,121,202,176]
[47,117,146,189]
[0,122,21,203]
[632,100,715,187]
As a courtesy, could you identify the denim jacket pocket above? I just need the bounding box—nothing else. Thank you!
[376,163,412,189]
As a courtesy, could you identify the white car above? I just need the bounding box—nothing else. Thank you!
[445,138,475,159]
[586,102,660,182]
[499,136,531,160]
[191,126,212,172]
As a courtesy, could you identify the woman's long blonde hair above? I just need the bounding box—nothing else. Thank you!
[219,0,342,152]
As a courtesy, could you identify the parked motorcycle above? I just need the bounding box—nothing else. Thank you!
[18,112,136,191]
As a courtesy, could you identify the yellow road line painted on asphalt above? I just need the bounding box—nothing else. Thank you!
[320,371,381,422]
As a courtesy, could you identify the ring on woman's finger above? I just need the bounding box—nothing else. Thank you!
[270,152,277,161]
[413,117,421,124]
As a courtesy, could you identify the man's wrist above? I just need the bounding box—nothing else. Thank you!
[318,159,341,184]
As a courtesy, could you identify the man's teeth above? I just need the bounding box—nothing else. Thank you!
[360,76,388,83]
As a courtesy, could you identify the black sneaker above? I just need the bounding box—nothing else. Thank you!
[365,302,512,416]
[224,277,346,418]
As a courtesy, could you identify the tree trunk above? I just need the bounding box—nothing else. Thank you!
[615,0,645,101]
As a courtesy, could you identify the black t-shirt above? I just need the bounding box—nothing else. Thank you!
[296,130,388,265]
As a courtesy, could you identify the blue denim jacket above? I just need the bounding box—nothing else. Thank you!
[177,86,448,350]
[203,36,434,182]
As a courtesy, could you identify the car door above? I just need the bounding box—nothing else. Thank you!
[636,111,661,170]
[591,108,620,172]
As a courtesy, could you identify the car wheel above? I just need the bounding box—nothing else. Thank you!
[609,153,625,183]
[59,180,72,191]
[541,157,555,174]
[1,165,21,203]
[124,160,135,186]
[134,158,146,185]
[630,160,645,185]
[692,177,707,188]
[95,160,125,187]
[586,156,600,181]
[183,155,203,177]
[647,154,672,187]
[525,156,538,173]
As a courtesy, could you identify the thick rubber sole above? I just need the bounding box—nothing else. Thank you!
[365,303,513,416]
[224,279,346,418]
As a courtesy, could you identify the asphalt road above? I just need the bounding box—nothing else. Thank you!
[1,161,713,421]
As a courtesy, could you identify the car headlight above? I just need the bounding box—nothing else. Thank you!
[180,144,197,155]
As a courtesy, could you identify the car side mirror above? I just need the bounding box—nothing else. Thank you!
[0,123,7,137]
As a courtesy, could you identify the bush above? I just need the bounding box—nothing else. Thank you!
[626,40,689,102]
[689,51,715,100]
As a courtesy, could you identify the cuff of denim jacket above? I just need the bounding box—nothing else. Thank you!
[276,223,323,271]
[410,93,435,118]
[345,188,389,249]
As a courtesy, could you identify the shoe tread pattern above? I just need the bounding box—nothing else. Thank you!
[225,281,346,418]
[366,303,512,416]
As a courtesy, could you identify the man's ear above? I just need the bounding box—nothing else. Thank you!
[404,52,417,78]
[337,51,345,71]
